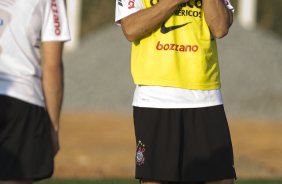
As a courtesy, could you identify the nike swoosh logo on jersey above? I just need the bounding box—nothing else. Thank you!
[160,21,192,34]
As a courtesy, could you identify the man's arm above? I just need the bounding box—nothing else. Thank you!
[203,0,233,39]
[121,0,190,42]
[41,41,64,155]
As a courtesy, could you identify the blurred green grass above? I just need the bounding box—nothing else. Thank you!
[36,179,282,184]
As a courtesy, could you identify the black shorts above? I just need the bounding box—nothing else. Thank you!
[133,105,236,182]
[0,95,54,181]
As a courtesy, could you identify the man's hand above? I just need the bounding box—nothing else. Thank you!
[50,125,60,156]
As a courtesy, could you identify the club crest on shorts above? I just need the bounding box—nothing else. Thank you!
[136,140,145,166]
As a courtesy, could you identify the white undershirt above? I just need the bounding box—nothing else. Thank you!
[132,86,223,108]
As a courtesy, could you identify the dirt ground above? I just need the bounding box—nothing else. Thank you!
[54,112,282,179]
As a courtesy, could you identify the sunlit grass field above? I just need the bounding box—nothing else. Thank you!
[36,179,282,184]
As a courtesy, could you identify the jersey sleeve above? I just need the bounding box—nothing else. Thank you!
[41,0,71,42]
[115,0,143,24]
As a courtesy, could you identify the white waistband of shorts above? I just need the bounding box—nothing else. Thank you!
[132,85,223,109]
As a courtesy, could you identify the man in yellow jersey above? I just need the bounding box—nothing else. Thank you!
[116,0,236,183]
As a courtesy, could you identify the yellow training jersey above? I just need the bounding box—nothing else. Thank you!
[131,0,221,90]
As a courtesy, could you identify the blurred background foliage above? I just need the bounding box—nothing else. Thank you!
[81,0,115,37]
[257,0,282,37]
[80,0,282,38]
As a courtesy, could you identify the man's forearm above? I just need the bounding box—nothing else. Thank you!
[41,42,64,132]
[203,0,233,38]
[121,0,189,42]
[42,63,64,131]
